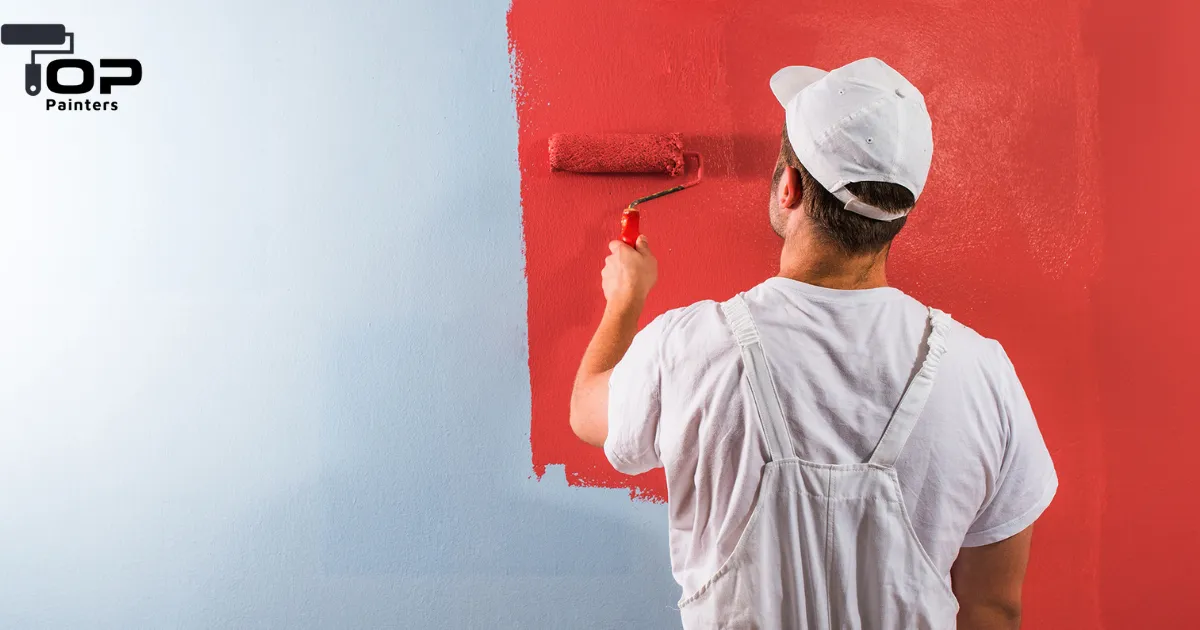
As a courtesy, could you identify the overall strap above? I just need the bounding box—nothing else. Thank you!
[722,294,796,462]
[868,308,953,467]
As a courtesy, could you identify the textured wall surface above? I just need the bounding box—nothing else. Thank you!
[0,0,1197,628]
[0,1,678,628]
[511,0,1200,628]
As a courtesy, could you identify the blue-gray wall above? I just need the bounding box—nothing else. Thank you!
[0,1,677,627]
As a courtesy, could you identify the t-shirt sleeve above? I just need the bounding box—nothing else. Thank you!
[962,341,1059,547]
[603,312,672,475]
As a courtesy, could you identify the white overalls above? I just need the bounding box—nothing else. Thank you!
[677,294,960,629]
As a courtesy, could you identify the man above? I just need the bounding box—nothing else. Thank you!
[569,57,1058,629]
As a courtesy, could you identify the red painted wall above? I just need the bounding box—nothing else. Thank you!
[509,0,1200,626]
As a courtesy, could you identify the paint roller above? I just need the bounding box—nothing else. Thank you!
[0,24,74,96]
[549,133,703,247]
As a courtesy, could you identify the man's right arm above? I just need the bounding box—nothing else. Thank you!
[951,525,1034,630]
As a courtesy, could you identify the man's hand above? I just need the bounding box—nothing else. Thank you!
[569,234,658,448]
[602,234,657,311]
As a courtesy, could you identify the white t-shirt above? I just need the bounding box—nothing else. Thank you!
[606,277,1058,596]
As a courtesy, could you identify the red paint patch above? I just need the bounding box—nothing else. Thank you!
[509,0,1200,625]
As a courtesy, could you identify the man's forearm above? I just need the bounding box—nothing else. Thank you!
[580,299,645,376]
[569,299,646,447]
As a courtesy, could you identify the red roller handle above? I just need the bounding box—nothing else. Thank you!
[620,208,640,247]
[618,151,701,247]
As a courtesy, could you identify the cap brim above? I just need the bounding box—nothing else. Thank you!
[770,66,828,108]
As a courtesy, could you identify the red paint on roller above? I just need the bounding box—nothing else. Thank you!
[549,132,692,246]
[549,133,686,176]
[510,1,1200,626]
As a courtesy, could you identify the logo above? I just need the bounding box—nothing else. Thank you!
[1,23,142,111]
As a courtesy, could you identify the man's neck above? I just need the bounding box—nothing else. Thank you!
[778,237,890,291]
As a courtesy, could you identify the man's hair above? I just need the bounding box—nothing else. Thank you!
[773,124,915,255]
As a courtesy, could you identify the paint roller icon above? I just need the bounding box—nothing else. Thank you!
[0,24,75,96]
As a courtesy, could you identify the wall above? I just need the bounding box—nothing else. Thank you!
[510,0,1200,628]
[1090,1,1200,625]
[511,0,1108,515]
[0,0,1196,629]
[0,1,680,628]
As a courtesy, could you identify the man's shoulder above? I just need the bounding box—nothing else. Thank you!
[648,291,1019,378]
[650,298,727,334]
[939,314,1019,386]
[645,299,738,370]
[943,314,999,354]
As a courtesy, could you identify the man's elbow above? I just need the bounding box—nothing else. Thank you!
[569,390,605,448]
[952,525,1033,630]
[993,600,1022,628]
[1002,605,1022,628]
[958,599,1022,630]
[568,395,586,441]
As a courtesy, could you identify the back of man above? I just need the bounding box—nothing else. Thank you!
[569,57,1057,628]
[606,277,1057,606]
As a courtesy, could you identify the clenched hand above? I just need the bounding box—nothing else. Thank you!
[602,234,658,310]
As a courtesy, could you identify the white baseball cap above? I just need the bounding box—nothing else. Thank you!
[770,57,933,222]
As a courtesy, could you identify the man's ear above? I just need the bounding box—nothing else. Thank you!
[777,165,802,210]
